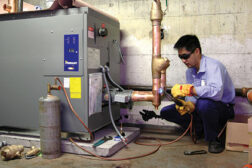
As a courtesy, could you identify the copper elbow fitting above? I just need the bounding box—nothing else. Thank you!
[152,57,170,79]
[150,0,163,22]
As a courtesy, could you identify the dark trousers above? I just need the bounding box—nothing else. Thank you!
[160,98,234,141]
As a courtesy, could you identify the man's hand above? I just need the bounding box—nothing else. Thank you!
[171,84,193,98]
[175,99,195,116]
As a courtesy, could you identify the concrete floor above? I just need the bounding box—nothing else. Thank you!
[0,132,247,168]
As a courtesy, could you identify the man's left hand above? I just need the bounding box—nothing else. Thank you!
[175,99,195,116]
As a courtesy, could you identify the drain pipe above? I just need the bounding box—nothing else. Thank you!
[131,0,170,110]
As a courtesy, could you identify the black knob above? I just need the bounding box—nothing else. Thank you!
[98,27,108,37]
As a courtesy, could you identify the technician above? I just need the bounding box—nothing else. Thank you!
[160,34,235,153]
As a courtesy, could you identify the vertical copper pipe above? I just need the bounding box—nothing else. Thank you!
[152,21,161,57]
[152,78,160,109]
[10,0,17,12]
[160,70,166,96]
[150,0,163,109]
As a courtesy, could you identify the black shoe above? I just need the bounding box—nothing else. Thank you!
[208,140,224,153]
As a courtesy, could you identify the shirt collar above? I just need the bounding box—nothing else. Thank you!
[197,55,206,73]
[189,55,206,75]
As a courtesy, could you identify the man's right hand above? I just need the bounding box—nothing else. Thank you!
[171,84,193,98]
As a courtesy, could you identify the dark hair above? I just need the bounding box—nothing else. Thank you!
[174,35,201,54]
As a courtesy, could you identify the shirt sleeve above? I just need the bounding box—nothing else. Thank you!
[185,96,197,104]
[194,63,224,101]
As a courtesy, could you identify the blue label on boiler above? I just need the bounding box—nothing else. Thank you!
[64,34,79,71]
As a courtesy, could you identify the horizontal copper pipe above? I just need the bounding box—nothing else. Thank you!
[131,91,154,102]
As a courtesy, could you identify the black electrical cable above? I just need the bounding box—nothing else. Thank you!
[104,65,125,91]
[113,40,125,64]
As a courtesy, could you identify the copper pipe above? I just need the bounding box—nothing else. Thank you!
[131,91,154,102]
[160,70,166,96]
[152,57,169,79]
[152,78,160,109]
[130,0,169,110]
[152,21,161,57]
[150,0,169,109]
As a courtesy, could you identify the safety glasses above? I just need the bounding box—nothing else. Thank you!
[178,49,195,60]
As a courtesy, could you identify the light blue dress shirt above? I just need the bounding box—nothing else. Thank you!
[185,55,235,104]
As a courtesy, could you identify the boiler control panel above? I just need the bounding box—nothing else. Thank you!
[64,34,79,72]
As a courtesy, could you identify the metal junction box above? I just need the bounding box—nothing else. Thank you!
[0,7,121,134]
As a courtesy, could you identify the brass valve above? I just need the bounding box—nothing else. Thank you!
[1,145,24,161]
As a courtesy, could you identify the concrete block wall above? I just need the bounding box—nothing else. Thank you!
[25,0,252,127]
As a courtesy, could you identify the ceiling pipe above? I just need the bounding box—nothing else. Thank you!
[131,0,170,110]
